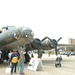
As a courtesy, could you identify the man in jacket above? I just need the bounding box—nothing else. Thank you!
[10,50,19,74]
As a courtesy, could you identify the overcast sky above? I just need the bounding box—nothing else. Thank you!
[0,0,75,44]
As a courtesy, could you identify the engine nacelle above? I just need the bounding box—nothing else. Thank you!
[25,38,57,50]
[25,38,41,50]
[41,39,54,50]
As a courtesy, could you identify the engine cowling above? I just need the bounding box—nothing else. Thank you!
[25,38,55,50]
[25,38,41,50]
[41,39,54,50]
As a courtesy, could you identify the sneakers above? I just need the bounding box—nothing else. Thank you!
[10,72,16,75]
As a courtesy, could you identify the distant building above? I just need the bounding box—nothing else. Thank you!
[59,38,75,52]
[68,38,75,45]
[66,38,75,51]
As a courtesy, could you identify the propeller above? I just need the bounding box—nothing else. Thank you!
[52,37,62,55]
[41,36,62,55]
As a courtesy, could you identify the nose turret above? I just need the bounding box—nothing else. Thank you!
[22,27,34,42]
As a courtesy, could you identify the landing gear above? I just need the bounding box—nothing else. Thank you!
[37,49,42,58]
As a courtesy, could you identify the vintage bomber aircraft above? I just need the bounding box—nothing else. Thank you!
[0,26,34,51]
[0,26,62,55]
[0,26,74,56]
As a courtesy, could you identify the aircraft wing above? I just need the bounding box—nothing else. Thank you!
[25,36,62,55]
[58,44,75,47]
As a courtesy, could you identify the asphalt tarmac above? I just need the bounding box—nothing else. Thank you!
[0,54,75,75]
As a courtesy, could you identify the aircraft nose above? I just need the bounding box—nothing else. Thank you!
[22,27,34,41]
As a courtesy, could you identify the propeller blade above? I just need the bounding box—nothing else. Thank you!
[57,37,62,42]
[41,36,48,42]
[41,36,52,42]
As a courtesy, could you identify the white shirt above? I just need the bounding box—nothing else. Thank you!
[0,50,2,58]
[8,52,13,58]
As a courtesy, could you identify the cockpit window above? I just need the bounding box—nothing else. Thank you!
[22,27,27,31]
[2,26,15,32]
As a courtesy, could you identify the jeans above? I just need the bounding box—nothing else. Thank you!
[11,63,17,73]
[20,60,25,74]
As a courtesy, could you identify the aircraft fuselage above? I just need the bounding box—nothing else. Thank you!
[0,26,34,50]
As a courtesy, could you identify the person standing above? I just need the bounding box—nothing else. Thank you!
[0,50,2,64]
[8,50,13,67]
[24,52,30,63]
[10,50,19,74]
[19,50,25,75]
[5,50,9,62]
[48,50,50,56]
[31,50,34,58]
